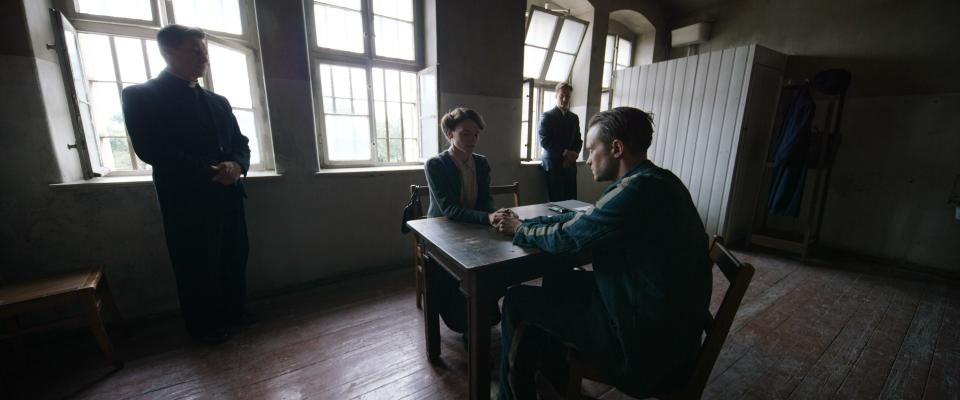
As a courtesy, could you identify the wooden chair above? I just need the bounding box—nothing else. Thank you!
[563,237,755,399]
[410,182,521,309]
[0,267,125,368]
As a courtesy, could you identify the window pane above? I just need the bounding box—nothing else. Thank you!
[370,67,419,163]
[114,37,147,84]
[372,68,385,100]
[545,52,575,82]
[145,40,165,79]
[233,109,260,165]
[521,83,530,122]
[325,115,371,161]
[89,82,125,137]
[387,102,401,137]
[77,0,152,20]
[525,10,558,48]
[332,65,352,99]
[374,17,415,60]
[64,31,88,100]
[604,35,615,63]
[400,71,417,103]
[78,102,100,164]
[351,70,367,99]
[389,139,402,162]
[403,139,419,162]
[602,62,612,89]
[523,45,547,79]
[600,91,610,111]
[105,137,133,170]
[319,64,368,114]
[208,43,253,109]
[171,0,243,35]
[314,3,364,53]
[520,121,529,159]
[374,101,387,138]
[319,64,371,161]
[617,38,633,68]
[319,0,360,10]
[384,69,400,101]
[353,99,368,115]
[376,138,388,162]
[320,64,334,98]
[373,0,413,21]
[402,103,416,140]
[335,98,352,113]
[554,19,586,54]
[78,33,116,81]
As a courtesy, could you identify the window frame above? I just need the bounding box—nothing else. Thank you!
[56,0,274,177]
[522,5,589,85]
[304,0,429,168]
[601,33,634,112]
[520,80,567,162]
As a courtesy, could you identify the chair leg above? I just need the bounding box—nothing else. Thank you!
[2,317,24,359]
[566,365,583,400]
[415,263,424,309]
[82,292,122,369]
[99,277,127,336]
[414,239,424,309]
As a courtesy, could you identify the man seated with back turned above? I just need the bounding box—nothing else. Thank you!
[494,107,712,399]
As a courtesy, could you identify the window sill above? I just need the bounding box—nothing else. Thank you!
[49,170,282,191]
[520,160,586,167]
[315,164,423,177]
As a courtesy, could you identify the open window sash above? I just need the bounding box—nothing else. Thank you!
[51,8,108,179]
[417,64,439,162]
[521,79,534,160]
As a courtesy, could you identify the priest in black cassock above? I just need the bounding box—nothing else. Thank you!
[121,24,254,344]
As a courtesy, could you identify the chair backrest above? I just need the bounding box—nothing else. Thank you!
[490,181,521,207]
[410,184,429,219]
[410,181,521,214]
[681,236,755,398]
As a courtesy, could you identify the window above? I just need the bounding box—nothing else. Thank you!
[601,34,633,111]
[522,6,588,83]
[75,0,155,22]
[307,0,435,166]
[53,0,271,178]
[519,6,587,161]
[519,80,562,161]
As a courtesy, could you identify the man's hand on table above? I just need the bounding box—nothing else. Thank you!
[496,214,522,236]
[488,208,516,226]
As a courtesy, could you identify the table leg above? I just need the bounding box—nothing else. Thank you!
[467,279,492,400]
[422,253,441,360]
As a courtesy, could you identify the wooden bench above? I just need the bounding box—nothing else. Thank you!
[0,267,125,368]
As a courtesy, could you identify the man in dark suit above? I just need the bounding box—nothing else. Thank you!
[539,81,583,201]
[121,25,254,344]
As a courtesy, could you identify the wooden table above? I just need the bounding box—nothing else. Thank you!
[406,201,592,400]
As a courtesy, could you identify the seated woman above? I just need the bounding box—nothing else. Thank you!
[424,107,508,335]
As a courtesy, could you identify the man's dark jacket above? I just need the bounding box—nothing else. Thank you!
[538,106,583,172]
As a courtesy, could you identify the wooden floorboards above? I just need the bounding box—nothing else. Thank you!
[2,250,957,399]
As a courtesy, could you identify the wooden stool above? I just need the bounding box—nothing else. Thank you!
[0,267,125,368]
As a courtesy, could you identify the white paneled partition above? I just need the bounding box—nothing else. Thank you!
[611,44,786,243]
